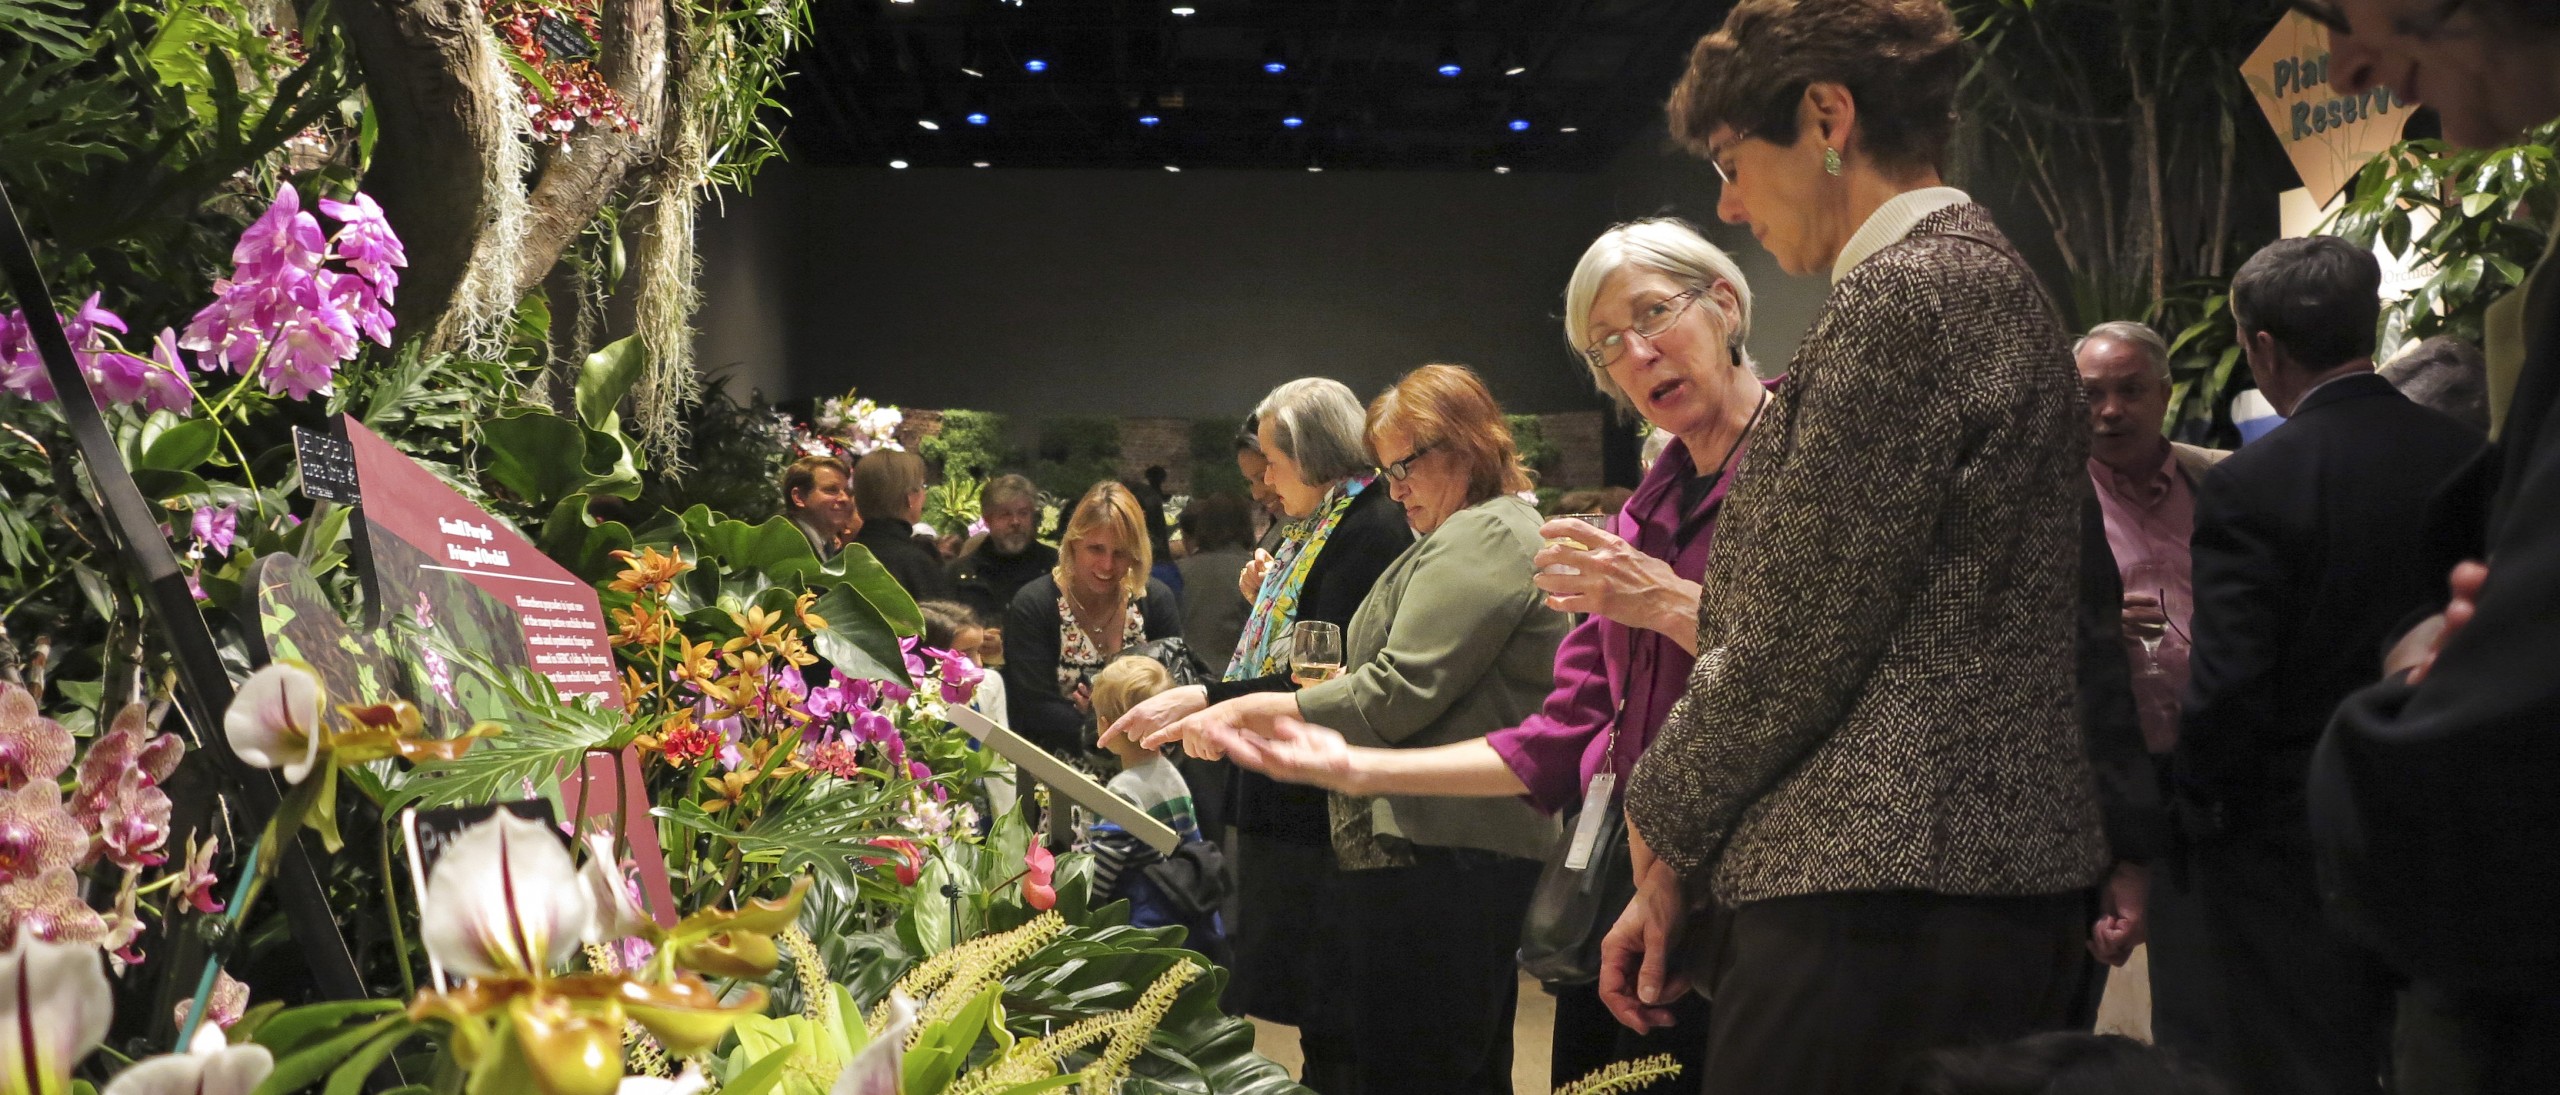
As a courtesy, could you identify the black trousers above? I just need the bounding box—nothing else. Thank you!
[2155,827,2397,1095]
[1550,978,1710,1091]
[1696,889,2089,1095]
[1313,847,1541,1095]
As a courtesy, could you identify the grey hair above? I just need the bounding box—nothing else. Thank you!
[1563,218,1756,415]
[2381,335,2490,434]
[1252,378,1374,483]
[2075,320,2172,380]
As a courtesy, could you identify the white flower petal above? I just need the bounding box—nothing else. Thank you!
[577,832,654,945]
[223,663,323,784]
[615,1066,708,1095]
[829,994,914,1095]
[420,812,592,980]
[0,935,111,1095]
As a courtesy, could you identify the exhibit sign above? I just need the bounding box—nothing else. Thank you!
[2243,11,2416,207]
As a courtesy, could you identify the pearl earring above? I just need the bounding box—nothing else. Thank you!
[1823,145,1843,176]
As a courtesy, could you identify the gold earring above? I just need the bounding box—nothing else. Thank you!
[1823,146,1843,176]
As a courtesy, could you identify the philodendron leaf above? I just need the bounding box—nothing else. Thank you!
[822,545,924,638]
[480,411,590,507]
[575,335,646,431]
[806,580,912,687]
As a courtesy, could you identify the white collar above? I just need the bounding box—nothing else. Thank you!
[1831,186,1972,284]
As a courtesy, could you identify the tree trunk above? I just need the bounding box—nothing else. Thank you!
[336,0,509,341]
[512,0,668,299]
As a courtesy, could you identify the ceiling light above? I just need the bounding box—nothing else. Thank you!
[1165,164,1181,172]
[1023,58,1048,73]
[1495,165,1512,174]
[1435,44,1463,77]
[1264,60,1288,74]
[973,161,991,168]
[890,159,910,169]
[1263,37,1290,75]
[960,67,985,78]
[1437,60,1462,77]
[918,119,940,130]
[1137,112,1161,126]
[1559,125,1579,133]
[966,111,989,126]
[1505,65,1527,76]
[1170,4,1195,13]
[1307,164,1323,172]
[1507,118,1530,132]
[1281,115,1304,128]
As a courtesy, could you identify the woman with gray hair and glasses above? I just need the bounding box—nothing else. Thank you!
[1168,218,1775,1088]
[1103,377,1411,1083]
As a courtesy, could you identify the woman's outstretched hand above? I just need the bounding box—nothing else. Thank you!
[1213,715,1360,793]
[1143,690,1296,761]
[1100,684,1208,749]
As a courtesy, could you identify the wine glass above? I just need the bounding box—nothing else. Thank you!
[1290,621,1343,688]
[1542,513,1611,576]
[2124,561,2173,678]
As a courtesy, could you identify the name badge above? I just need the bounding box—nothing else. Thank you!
[1564,772,1616,871]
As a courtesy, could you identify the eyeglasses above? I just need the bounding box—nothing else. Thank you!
[1582,289,1703,369]
[1382,442,1436,484]
[2283,0,2473,39]
[1706,130,1750,185]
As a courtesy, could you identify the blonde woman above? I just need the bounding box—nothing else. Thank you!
[1000,481,1182,757]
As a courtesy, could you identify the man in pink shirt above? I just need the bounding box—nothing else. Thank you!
[2074,319,2224,1048]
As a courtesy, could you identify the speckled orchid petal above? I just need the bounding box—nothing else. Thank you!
[0,687,71,789]
[420,812,592,980]
[223,662,324,784]
[0,933,111,1095]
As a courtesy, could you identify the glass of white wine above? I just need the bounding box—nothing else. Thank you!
[1290,620,1344,688]
[1543,513,1610,575]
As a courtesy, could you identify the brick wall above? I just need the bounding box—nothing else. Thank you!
[1116,417,1194,494]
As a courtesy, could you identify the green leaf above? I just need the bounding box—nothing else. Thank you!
[823,546,924,638]
[322,1024,420,1095]
[2461,190,2500,218]
[138,416,220,471]
[806,581,912,687]
[501,49,554,101]
[576,335,646,431]
[722,1046,799,1095]
[386,665,619,813]
[537,494,637,584]
[253,1015,407,1095]
[480,411,591,507]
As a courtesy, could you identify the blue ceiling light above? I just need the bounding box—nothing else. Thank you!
[1023,58,1048,73]
[1437,60,1463,77]
[1281,114,1304,128]
[1435,43,1463,78]
[1264,60,1288,74]
[966,111,990,126]
[1507,118,1530,132]
[1138,112,1161,126]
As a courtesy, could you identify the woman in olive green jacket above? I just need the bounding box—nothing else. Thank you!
[1150,363,1563,1095]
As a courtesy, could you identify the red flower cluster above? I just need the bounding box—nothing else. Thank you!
[490,0,639,144]
[802,740,865,781]
[657,721,722,768]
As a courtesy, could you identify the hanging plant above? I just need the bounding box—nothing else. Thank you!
[489,0,639,147]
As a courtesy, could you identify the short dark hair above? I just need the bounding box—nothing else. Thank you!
[853,449,927,520]
[781,455,850,512]
[1898,1033,2232,1095]
[1179,493,1254,552]
[1235,416,1263,455]
[2229,236,2382,372]
[2383,335,2490,433]
[915,600,981,650]
[1667,0,1967,173]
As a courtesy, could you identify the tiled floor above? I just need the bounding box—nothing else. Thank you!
[1247,950,2157,1093]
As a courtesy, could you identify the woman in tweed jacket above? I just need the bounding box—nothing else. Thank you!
[1600,2,2111,1091]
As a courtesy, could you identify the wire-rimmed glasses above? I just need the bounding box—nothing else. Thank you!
[1581,289,1702,370]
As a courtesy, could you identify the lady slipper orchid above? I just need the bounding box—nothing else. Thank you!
[421,811,593,980]
[223,662,323,784]
[1022,846,1057,911]
[100,1017,272,1095]
[0,688,71,789]
[0,932,112,1095]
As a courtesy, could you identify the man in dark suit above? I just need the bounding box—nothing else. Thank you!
[2167,236,2485,1094]
[2312,5,2560,1090]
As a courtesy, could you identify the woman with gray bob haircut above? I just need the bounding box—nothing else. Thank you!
[1564,218,1759,410]
[1102,375,1413,1078]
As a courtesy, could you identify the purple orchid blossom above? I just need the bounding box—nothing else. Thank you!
[191,505,238,557]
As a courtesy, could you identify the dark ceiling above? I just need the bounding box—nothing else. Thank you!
[779,0,1735,172]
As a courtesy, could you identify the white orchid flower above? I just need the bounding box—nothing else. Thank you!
[0,933,111,1095]
[828,994,914,1095]
[223,662,324,784]
[613,1066,708,1095]
[100,1023,273,1095]
[577,832,655,945]
[420,812,593,980]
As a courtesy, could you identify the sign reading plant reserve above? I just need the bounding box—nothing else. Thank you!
[2243,12,2416,207]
